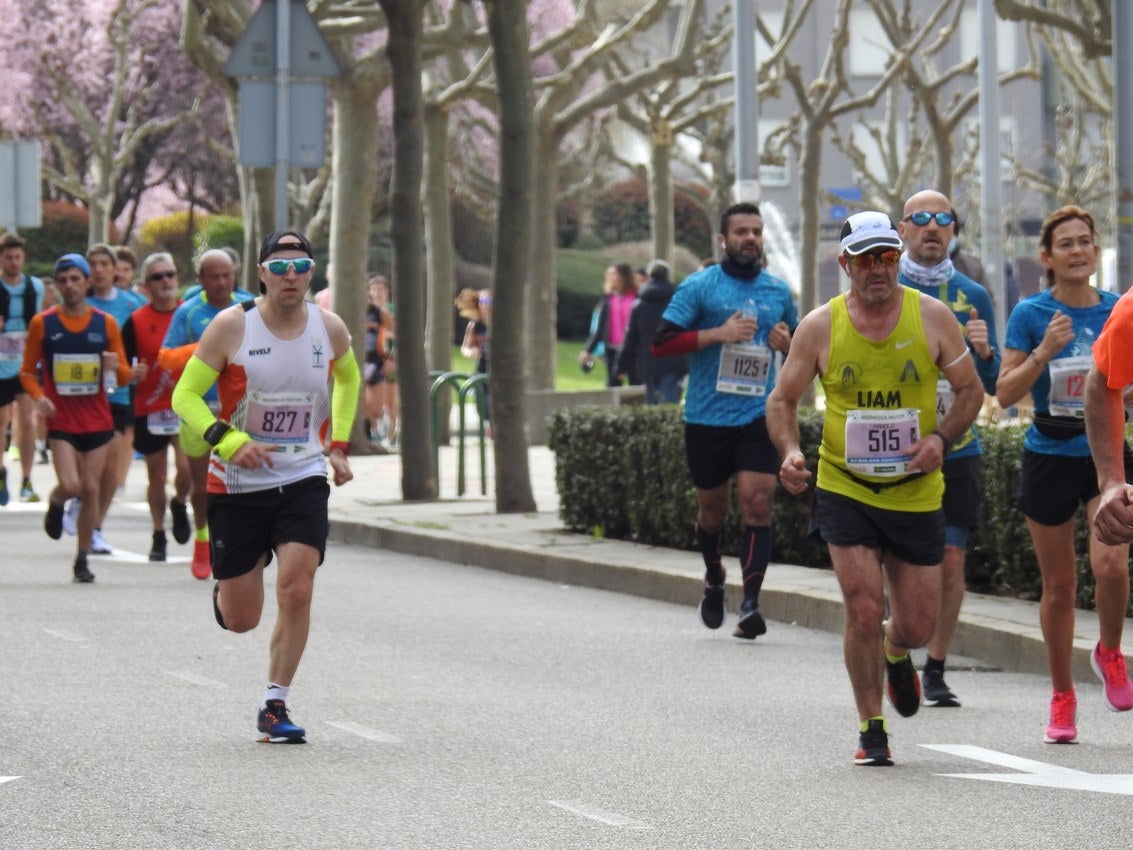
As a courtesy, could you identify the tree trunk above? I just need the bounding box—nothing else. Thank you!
[331,70,384,456]
[797,123,824,316]
[378,0,435,500]
[423,100,455,441]
[649,120,675,266]
[485,0,537,513]
[526,117,560,392]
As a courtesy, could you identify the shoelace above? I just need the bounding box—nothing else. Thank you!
[1101,650,1130,686]
[1050,692,1076,726]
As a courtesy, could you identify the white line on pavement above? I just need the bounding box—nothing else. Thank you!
[325,721,401,742]
[166,671,226,688]
[546,800,651,829]
[43,628,87,643]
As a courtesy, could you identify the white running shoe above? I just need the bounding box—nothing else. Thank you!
[62,498,80,536]
[90,529,113,555]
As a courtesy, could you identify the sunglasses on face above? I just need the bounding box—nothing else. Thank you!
[903,211,955,227]
[260,258,315,275]
[147,270,177,282]
[850,249,901,271]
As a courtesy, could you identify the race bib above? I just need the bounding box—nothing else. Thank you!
[0,331,26,363]
[245,390,314,444]
[147,409,181,435]
[716,342,772,396]
[52,353,100,396]
[844,408,920,477]
[1048,355,1091,418]
[935,378,954,421]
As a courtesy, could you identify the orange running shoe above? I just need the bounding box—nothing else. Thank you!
[190,539,212,580]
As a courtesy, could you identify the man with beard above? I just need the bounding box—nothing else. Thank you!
[896,191,1000,709]
[767,211,983,765]
[651,202,798,640]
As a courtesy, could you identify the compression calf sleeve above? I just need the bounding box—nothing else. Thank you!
[739,525,772,604]
[696,523,725,584]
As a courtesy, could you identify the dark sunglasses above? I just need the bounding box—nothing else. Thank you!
[260,258,315,275]
[147,270,177,282]
[850,249,901,270]
[904,211,955,227]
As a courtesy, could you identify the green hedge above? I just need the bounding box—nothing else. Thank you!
[548,405,1120,612]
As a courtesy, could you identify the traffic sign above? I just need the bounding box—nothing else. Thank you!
[223,0,340,78]
[0,142,42,231]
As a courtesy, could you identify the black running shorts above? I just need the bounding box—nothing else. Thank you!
[684,416,780,490]
[810,488,945,566]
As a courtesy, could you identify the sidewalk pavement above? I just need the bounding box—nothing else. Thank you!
[329,442,1104,682]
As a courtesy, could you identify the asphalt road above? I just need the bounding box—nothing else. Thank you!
[2,496,1132,849]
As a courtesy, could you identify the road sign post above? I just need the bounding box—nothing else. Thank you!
[224,0,340,231]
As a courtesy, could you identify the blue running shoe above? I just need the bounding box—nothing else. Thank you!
[0,467,8,507]
[733,598,767,640]
[257,700,306,743]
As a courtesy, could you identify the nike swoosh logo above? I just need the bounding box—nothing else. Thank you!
[50,333,64,341]
[895,339,913,349]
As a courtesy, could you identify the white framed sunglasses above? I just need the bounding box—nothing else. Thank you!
[260,258,315,275]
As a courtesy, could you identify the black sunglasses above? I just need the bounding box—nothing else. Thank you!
[904,211,955,227]
[147,270,177,282]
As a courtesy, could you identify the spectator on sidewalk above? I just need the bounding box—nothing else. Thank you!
[364,275,397,446]
[580,264,638,387]
[616,259,687,404]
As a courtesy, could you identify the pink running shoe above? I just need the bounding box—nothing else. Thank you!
[1044,689,1078,744]
[1091,643,1133,712]
[190,539,212,580]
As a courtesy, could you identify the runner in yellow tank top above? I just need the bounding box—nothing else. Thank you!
[766,211,983,767]
[818,285,942,512]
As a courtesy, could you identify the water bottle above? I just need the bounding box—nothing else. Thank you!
[104,361,117,393]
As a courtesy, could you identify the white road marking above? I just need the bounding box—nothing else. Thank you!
[325,720,401,742]
[0,777,20,786]
[166,671,226,688]
[546,800,651,829]
[924,744,1133,795]
[43,628,87,643]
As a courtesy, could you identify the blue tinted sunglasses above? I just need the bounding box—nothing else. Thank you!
[260,258,315,275]
[903,211,955,227]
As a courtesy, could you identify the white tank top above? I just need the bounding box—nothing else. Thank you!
[209,302,333,494]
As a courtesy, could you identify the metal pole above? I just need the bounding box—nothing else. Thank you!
[274,0,291,230]
[1114,0,1133,292]
[977,0,1006,334]
[733,0,760,203]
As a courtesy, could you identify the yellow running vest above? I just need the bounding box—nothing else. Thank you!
[818,286,944,512]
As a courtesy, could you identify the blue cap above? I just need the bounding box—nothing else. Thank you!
[54,253,91,277]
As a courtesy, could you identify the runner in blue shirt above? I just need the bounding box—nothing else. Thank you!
[996,204,1133,745]
[161,248,252,580]
[652,202,798,639]
[896,190,1001,709]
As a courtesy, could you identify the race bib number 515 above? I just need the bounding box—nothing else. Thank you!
[844,407,920,477]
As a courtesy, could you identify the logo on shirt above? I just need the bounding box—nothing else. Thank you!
[248,347,271,356]
[899,359,921,383]
[311,342,324,368]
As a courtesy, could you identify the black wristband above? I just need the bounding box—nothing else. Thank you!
[931,429,953,454]
[204,420,232,447]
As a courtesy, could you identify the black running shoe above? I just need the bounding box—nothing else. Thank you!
[698,582,726,629]
[922,666,960,708]
[257,700,306,743]
[149,531,168,562]
[169,498,191,545]
[72,555,95,584]
[854,718,892,766]
[733,598,767,640]
[44,499,64,540]
[886,654,922,718]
